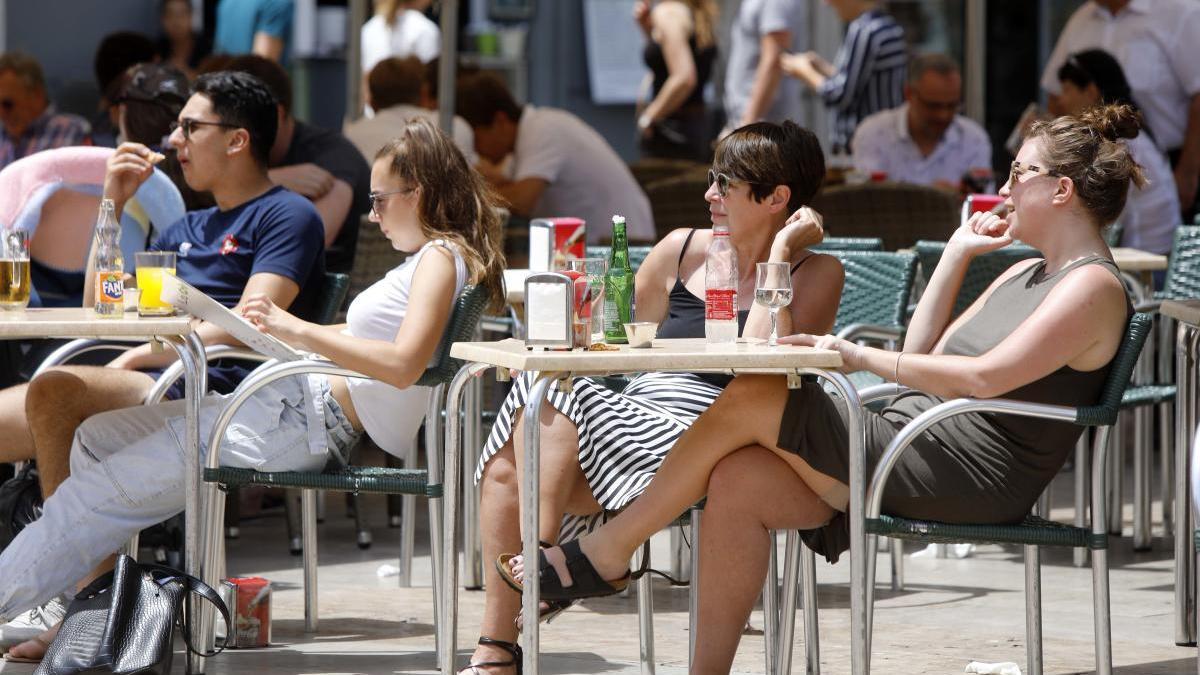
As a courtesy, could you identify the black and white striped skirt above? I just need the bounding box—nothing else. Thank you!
[474,371,723,541]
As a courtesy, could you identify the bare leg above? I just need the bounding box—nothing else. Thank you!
[534,375,844,582]
[465,406,600,672]
[0,382,35,464]
[692,446,835,674]
[25,366,155,498]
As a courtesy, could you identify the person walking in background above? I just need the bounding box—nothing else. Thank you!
[455,72,655,244]
[722,0,806,134]
[361,0,440,73]
[1040,0,1200,219]
[0,52,90,170]
[782,0,906,153]
[1057,49,1179,256]
[634,0,718,161]
[157,0,213,78]
[851,53,991,193]
[214,0,294,63]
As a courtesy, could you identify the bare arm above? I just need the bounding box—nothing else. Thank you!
[252,32,286,62]
[244,247,459,389]
[1174,93,1200,210]
[632,228,695,325]
[788,264,1128,399]
[740,31,790,126]
[310,179,354,246]
[490,176,548,217]
[744,207,836,338]
[107,272,302,370]
[639,3,699,128]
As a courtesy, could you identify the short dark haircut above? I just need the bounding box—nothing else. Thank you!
[223,54,293,114]
[907,53,959,85]
[713,121,825,212]
[0,51,45,92]
[94,31,157,99]
[368,57,424,110]
[454,72,523,128]
[1058,49,1136,110]
[191,71,279,166]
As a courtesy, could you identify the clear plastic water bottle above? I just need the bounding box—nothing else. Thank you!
[93,198,124,318]
[705,224,738,344]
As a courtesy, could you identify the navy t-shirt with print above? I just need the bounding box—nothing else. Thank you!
[151,185,325,320]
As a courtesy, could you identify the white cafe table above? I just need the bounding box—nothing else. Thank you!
[435,337,868,675]
[0,308,214,674]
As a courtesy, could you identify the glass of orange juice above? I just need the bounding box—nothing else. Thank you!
[134,251,177,316]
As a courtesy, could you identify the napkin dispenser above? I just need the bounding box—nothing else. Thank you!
[529,217,586,271]
[524,272,574,350]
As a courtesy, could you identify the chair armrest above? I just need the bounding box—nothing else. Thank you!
[857,383,909,403]
[204,359,368,471]
[835,324,904,343]
[864,397,1076,520]
[143,346,277,404]
[31,338,143,378]
[1133,299,1161,314]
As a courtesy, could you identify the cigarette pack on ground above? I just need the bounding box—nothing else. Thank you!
[219,577,272,648]
[529,217,586,271]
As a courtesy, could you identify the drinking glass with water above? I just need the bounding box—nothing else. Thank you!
[755,261,792,347]
[0,230,30,311]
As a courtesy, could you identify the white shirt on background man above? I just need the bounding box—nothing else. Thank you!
[344,104,476,165]
[361,10,440,72]
[1040,0,1200,153]
[513,106,655,243]
[1117,132,1181,254]
[851,103,992,187]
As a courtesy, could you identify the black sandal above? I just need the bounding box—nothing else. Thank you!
[459,636,522,675]
[497,540,664,602]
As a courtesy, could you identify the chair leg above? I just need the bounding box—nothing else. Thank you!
[889,538,904,591]
[801,542,820,675]
[774,531,797,675]
[764,532,779,675]
[1108,418,1124,535]
[1075,434,1091,567]
[688,506,701,668]
[398,440,417,588]
[1160,400,1174,535]
[865,534,880,672]
[1133,404,1153,550]
[425,383,447,656]
[1026,494,1045,675]
[635,543,655,675]
[301,488,319,633]
[1092,426,1114,675]
[463,375,484,589]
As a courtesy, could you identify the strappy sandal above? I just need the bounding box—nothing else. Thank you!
[506,541,575,629]
[459,636,522,674]
[497,539,681,602]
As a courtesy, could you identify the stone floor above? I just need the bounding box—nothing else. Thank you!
[2,466,1197,674]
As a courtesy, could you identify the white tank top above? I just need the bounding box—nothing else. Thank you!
[344,239,468,455]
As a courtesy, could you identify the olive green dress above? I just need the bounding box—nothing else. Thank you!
[779,256,1131,563]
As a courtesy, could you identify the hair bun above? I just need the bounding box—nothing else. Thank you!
[1079,103,1141,142]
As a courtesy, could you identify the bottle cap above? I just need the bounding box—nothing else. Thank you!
[611,214,626,225]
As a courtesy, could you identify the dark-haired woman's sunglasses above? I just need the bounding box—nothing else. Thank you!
[708,169,745,198]
[168,118,240,141]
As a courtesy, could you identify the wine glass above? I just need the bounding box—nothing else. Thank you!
[755,262,793,347]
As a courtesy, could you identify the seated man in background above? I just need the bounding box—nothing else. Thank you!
[220,55,370,273]
[455,72,655,244]
[0,71,325,658]
[0,51,90,170]
[343,56,475,163]
[850,53,992,193]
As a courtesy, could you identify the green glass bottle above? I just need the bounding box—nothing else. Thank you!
[603,215,635,343]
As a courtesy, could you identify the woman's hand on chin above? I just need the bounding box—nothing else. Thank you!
[773,206,825,259]
[778,332,864,372]
[947,211,1013,258]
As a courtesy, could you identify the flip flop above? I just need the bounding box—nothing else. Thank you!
[3,634,50,663]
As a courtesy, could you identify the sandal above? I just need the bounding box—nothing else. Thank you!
[459,636,522,674]
[496,539,639,602]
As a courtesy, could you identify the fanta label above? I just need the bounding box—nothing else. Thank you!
[98,272,124,303]
[705,288,736,321]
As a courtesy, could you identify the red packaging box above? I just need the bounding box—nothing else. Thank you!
[220,577,272,648]
[529,217,586,271]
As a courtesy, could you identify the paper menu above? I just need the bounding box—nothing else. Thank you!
[159,274,303,362]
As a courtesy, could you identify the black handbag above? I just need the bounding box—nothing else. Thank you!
[0,463,42,551]
[35,554,230,675]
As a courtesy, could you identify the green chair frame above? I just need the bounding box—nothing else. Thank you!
[811,237,884,252]
[914,240,1042,317]
[200,284,488,639]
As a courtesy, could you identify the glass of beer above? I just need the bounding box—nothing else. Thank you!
[134,251,177,316]
[0,230,30,311]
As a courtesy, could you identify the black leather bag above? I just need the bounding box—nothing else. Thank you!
[35,554,230,675]
[0,463,42,551]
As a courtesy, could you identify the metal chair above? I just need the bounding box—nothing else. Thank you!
[773,313,1150,675]
[812,237,884,252]
[810,182,961,251]
[643,173,711,242]
[914,240,1042,316]
[200,284,488,639]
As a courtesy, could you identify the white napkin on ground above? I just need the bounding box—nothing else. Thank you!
[964,661,1021,675]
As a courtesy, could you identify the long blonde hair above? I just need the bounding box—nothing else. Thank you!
[677,0,717,49]
[375,118,506,311]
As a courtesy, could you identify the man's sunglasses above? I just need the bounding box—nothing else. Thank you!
[169,118,240,140]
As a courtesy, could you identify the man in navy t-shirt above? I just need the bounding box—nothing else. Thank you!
[0,73,324,656]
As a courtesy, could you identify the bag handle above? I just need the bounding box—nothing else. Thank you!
[135,562,231,659]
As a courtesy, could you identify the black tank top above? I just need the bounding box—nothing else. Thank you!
[643,35,717,111]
